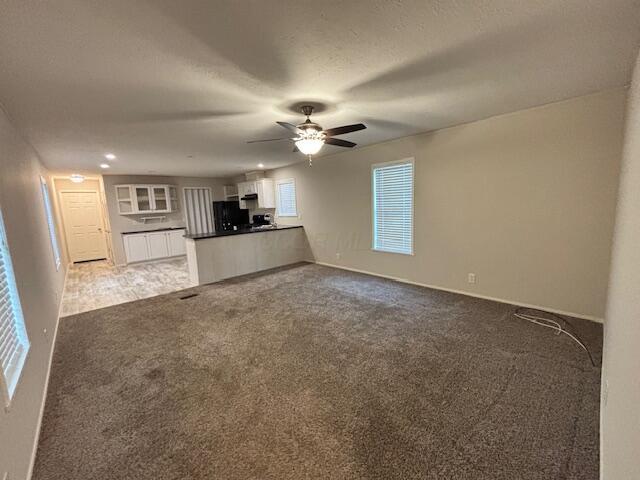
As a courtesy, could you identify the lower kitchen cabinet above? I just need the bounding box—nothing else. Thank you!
[123,228,186,264]
[124,234,150,263]
[167,229,187,256]
[147,231,170,259]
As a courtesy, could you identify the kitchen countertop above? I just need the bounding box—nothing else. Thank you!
[121,226,186,235]
[184,225,303,240]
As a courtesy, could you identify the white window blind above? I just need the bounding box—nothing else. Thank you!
[40,177,61,270]
[276,179,297,217]
[372,159,414,255]
[0,208,29,404]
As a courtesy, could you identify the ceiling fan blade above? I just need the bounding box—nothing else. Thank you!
[276,121,303,134]
[247,137,292,144]
[325,137,357,148]
[323,123,366,137]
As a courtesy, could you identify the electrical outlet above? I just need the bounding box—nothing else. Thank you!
[336,252,341,260]
[467,273,476,284]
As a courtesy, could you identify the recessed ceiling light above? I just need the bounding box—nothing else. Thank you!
[70,174,85,183]
[104,153,116,160]
[99,163,110,169]
[257,163,264,168]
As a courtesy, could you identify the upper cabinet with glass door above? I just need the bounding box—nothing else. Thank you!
[116,185,134,214]
[151,186,169,212]
[169,187,179,212]
[135,186,153,213]
[115,184,178,215]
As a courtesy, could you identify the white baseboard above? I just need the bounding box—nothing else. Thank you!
[26,266,68,479]
[315,261,604,324]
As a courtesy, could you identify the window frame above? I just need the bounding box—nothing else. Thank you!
[0,206,30,408]
[371,158,415,256]
[40,176,61,271]
[275,178,298,218]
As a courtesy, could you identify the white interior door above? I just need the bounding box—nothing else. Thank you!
[183,188,213,234]
[60,191,108,262]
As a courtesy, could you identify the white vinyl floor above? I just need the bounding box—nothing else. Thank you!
[61,257,192,317]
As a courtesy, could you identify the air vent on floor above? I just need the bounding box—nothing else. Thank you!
[179,293,199,300]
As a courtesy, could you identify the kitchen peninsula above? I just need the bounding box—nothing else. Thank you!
[184,225,311,285]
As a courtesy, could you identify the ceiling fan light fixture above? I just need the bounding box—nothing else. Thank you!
[247,105,366,159]
[295,138,324,155]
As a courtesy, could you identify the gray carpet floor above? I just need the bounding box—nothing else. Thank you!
[33,262,602,480]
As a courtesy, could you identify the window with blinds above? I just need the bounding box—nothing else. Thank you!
[0,208,29,404]
[40,177,61,270]
[276,179,297,217]
[372,159,414,255]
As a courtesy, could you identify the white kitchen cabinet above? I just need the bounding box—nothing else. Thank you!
[223,185,238,200]
[169,187,179,212]
[136,186,156,212]
[123,228,186,264]
[123,234,149,263]
[115,184,177,215]
[237,179,275,209]
[238,181,257,196]
[237,181,254,209]
[151,186,170,212]
[167,229,187,256]
[116,185,135,214]
[256,179,275,208]
[147,231,170,259]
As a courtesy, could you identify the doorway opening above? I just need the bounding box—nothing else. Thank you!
[52,176,113,265]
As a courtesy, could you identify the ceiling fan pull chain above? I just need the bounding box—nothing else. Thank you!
[308,155,312,167]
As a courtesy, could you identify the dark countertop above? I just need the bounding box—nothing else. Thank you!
[184,225,303,240]
[121,226,186,235]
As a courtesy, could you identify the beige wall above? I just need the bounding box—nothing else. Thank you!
[601,52,640,478]
[269,88,626,320]
[0,107,66,479]
[102,175,234,265]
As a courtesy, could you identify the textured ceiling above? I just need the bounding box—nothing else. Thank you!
[0,0,639,176]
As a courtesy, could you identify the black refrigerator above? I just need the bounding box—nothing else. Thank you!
[213,201,249,232]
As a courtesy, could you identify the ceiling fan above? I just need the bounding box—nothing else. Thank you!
[247,105,366,163]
